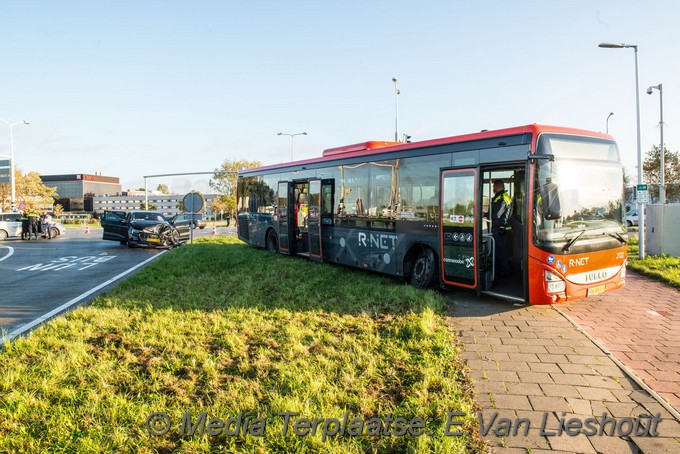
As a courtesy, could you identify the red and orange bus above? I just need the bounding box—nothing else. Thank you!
[237,124,627,304]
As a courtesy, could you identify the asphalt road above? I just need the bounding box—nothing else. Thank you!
[0,225,237,343]
[0,229,173,343]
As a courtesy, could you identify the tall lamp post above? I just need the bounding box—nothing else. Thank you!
[647,84,665,204]
[599,42,645,259]
[277,132,307,161]
[392,77,400,142]
[0,118,30,212]
[606,112,614,134]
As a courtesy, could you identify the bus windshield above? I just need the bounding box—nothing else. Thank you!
[533,135,626,253]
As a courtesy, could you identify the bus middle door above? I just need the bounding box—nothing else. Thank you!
[440,169,478,289]
[277,181,296,255]
[307,179,323,262]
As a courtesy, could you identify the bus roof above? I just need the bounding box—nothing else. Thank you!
[239,124,613,176]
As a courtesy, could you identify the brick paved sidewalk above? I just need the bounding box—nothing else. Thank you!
[559,271,680,413]
[448,291,680,453]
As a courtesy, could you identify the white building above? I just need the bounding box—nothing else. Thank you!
[93,191,218,217]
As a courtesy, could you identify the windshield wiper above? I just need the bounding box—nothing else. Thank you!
[609,232,627,244]
[563,229,586,252]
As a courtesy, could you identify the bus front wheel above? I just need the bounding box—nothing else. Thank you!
[410,247,437,289]
[266,230,279,254]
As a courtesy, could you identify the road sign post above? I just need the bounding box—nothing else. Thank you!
[636,184,648,258]
[182,191,204,245]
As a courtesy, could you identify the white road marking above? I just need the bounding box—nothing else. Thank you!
[17,255,118,272]
[646,310,661,317]
[1,250,167,346]
[0,245,14,262]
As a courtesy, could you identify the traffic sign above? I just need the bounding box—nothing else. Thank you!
[636,184,649,204]
[183,192,204,213]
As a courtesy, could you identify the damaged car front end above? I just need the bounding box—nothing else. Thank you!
[130,221,181,248]
[101,210,192,248]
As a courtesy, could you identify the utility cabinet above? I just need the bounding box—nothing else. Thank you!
[645,204,680,257]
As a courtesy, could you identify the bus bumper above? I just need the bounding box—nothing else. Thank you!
[528,257,626,305]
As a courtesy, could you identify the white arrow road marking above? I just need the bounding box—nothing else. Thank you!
[0,245,14,262]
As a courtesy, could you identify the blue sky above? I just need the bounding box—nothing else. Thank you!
[1,0,678,192]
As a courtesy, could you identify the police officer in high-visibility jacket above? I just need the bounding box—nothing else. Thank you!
[20,212,30,240]
[491,180,512,279]
[27,211,41,240]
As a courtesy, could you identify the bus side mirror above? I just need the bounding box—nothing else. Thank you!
[540,183,561,220]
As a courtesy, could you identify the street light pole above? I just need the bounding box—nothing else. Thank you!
[277,132,307,161]
[606,112,614,134]
[647,84,664,204]
[392,77,400,142]
[0,118,30,211]
[599,42,645,259]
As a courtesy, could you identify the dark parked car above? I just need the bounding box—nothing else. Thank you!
[176,213,207,229]
[101,211,191,248]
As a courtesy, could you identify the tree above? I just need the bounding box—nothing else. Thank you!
[642,145,680,201]
[53,204,64,216]
[0,168,58,212]
[622,167,632,188]
[157,183,170,194]
[210,194,235,215]
[210,159,261,214]
[140,201,157,211]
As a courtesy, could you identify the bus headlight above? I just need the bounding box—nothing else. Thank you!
[545,270,566,293]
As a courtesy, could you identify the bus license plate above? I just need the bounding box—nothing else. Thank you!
[587,285,606,296]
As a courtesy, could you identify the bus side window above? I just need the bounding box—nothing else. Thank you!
[321,180,334,224]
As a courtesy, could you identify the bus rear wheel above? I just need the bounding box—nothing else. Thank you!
[410,247,437,289]
[266,230,279,253]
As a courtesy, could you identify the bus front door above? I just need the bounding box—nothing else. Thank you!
[440,169,478,289]
[307,179,323,262]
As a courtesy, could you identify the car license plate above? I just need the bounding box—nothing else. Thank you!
[587,285,606,296]
[147,238,160,244]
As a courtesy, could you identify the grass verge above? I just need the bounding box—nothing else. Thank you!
[627,236,680,288]
[0,236,484,453]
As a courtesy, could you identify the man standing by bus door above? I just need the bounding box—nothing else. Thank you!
[491,180,512,279]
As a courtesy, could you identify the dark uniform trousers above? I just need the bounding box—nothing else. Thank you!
[491,191,512,278]
[28,214,40,240]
